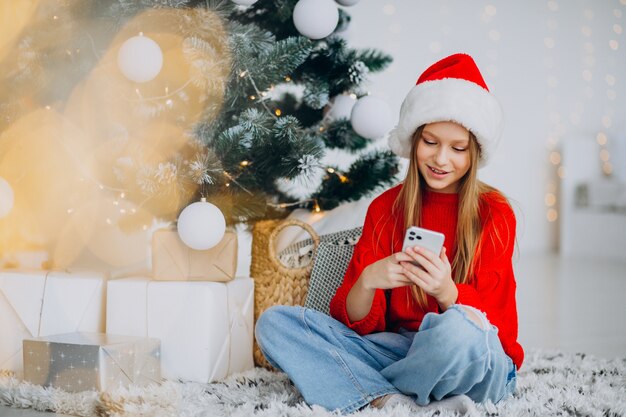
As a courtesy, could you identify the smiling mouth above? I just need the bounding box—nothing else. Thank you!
[428,166,449,175]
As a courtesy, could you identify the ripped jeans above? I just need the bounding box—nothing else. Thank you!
[255,304,517,415]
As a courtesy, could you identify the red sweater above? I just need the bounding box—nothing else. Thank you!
[329,184,524,369]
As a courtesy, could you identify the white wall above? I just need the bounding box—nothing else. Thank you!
[342,0,626,253]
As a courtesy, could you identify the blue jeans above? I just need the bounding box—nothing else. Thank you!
[255,304,516,414]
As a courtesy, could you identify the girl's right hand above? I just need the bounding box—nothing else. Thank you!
[346,252,416,322]
[359,252,415,290]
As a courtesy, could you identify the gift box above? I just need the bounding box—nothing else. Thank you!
[23,332,160,392]
[106,277,253,383]
[151,229,237,281]
[0,270,106,374]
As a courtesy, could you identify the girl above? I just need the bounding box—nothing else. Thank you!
[255,53,523,416]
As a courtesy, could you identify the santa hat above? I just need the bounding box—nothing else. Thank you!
[388,53,503,167]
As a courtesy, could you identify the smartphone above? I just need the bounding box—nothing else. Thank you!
[401,226,445,267]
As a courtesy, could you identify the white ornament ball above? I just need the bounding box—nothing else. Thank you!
[0,176,14,218]
[326,94,357,121]
[230,0,258,4]
[350,96,394,139]
[336,0,360,6]
[117,35,163,83]
[177,199,226,250]
[293,0,339,40]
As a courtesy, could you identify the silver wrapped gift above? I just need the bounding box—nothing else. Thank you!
[23,332,161,392]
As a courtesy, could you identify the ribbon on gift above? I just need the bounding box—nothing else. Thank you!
[208,282,253,381]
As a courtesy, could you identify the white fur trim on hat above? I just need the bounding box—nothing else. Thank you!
[388,78,503,167]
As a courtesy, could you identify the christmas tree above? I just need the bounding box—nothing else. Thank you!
[0,0,399,236]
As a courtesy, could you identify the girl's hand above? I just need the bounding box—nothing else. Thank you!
[347,252,415,322]
[360,252,415,290]
[400,246,458,310]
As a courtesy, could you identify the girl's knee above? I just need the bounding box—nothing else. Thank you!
[437,305,491,333]
[457,305,490,330]
[255,305,292,341]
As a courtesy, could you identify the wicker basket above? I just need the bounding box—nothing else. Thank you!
[250,218,320,369]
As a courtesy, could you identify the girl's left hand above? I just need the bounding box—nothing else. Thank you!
[400,246,458,310]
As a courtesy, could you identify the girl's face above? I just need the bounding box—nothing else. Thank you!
[416,121,472,194]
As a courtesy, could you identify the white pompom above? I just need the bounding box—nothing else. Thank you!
[117,34,163,83]
[230,0,258,5]
[350,96,394,139]
[0,176,14,218]
[336,0,360,6]
[293,0,339,40]
[177,199,226,250]
[326,94,357,121]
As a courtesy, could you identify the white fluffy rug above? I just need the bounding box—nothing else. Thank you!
[1,350,625,417]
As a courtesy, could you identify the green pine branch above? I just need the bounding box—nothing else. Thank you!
[251,37,313,90]
[312,150,400,210]
[356,48,393,72]
[323,120,369,152]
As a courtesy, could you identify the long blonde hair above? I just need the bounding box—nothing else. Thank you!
[393,125,501,308]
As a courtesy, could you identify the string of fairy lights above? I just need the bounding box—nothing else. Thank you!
[543,0,623,225]
[4,1,624,230]
[238,70,358,212]
[544,0,561,225]
[55,35,356,225]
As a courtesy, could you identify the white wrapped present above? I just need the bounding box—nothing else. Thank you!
[106,277,254,383]
[0,270,106,374]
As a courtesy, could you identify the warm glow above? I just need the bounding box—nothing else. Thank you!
[596,132,607,146]
[0,177,14,218]
[547,209,558,222]
[274,109,282,116]
[600,149,610,162]
[545,193,556,207]
[0,7,232,269]
[549,151,561,165]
